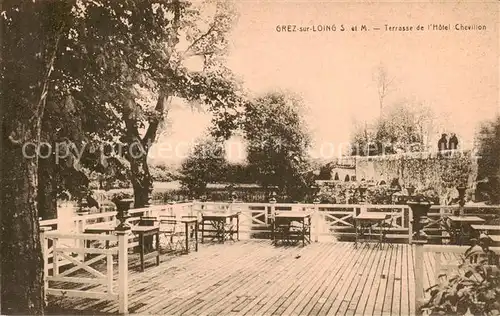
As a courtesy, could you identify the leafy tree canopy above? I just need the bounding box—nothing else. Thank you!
[241,91,313,201]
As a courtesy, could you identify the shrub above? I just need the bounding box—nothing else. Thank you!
[422,241,500,316]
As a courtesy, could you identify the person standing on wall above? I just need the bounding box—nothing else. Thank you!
[448,133,459,150]
[438,133,448,152]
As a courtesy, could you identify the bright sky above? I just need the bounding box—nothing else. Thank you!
[151,0,499,164]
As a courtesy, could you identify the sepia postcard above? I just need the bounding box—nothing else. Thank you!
[0,0,499,315]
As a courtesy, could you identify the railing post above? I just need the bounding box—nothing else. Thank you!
[313,200,320,242]
[77,215,86,261]
[269,199,276,223]
[117,230,129,315]
[52,237,59,276]
[408,206,413,244]
[40,227,51,304]
[440,207,447,242]
[434,251,441,283]
[414,241,425,315]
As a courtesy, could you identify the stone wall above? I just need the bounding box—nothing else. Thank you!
[354,150,478,199]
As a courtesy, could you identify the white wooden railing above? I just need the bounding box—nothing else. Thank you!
[40,228,129,314]
[40,202,500,246]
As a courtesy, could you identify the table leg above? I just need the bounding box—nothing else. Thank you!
[185,222,189,254]
[302,220,305,247]
[201,220,205,244]
[369,225,373,249]
[272,220,275,244]
[222,219,226,244]
[379,221,383,249]
[140,233,145,272]
[156,232,160,266]
[237,215,240,241]
[354,222,358,249]
[195,221,198,252]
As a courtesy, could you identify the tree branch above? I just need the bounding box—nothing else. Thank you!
[181,23,216,58]
[34,25,64,147]
[142,89,170,148]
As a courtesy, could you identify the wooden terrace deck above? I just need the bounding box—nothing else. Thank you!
[48,240,459,316]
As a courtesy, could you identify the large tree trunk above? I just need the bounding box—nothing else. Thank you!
[124,91,169,209]
[1,1,62,311]
[37,144,58,220]
[129,154,153,208]
[1,143,45,315]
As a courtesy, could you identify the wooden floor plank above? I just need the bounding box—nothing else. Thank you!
[299,242,360,316]
[154,241,278,315]
[373,243,395,315]
[241,243,332,316]
[401,244,409,316]
[391,244,403,316]
[48,240,446,316]
[345,242,386,316]
[103,243,227,312]
[223,244,333,316]
[408,244,416,315]
[64,241,233,312]
[381,244,399,315]
[265,242,345,316]
[307,243,365,316]
[318,243,372,316]
[334,242,380,316]
[219,245,315,316]
[364,243,391,315]
[111,241,258,314]
[285,243,356,316]
[188,243,293,316]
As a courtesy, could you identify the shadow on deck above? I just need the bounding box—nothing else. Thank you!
[47,240,459,316]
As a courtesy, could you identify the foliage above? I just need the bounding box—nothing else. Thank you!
[317,182,400,204]
[355,152,475,204]
[43,0,243,208]
[224,163,255,184]
[149,164,175,182]
[242,91,313,201]
[350,101,435,156]
[179,138,228,197]
[413,186,440,204]
[476,115,500,204]
[365,185,395,204]
[421,240,500,316]
[318,163,333,180]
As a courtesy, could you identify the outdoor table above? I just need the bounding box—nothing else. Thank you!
[446,215,486,246]
[354,212,390,249]
[159,216,199,253]
[272,211,312,247]
[131,225,160,272]
[84,223,115,249]
[84,223,160,272]
[471,224,500,234]
[201,212,240,243]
